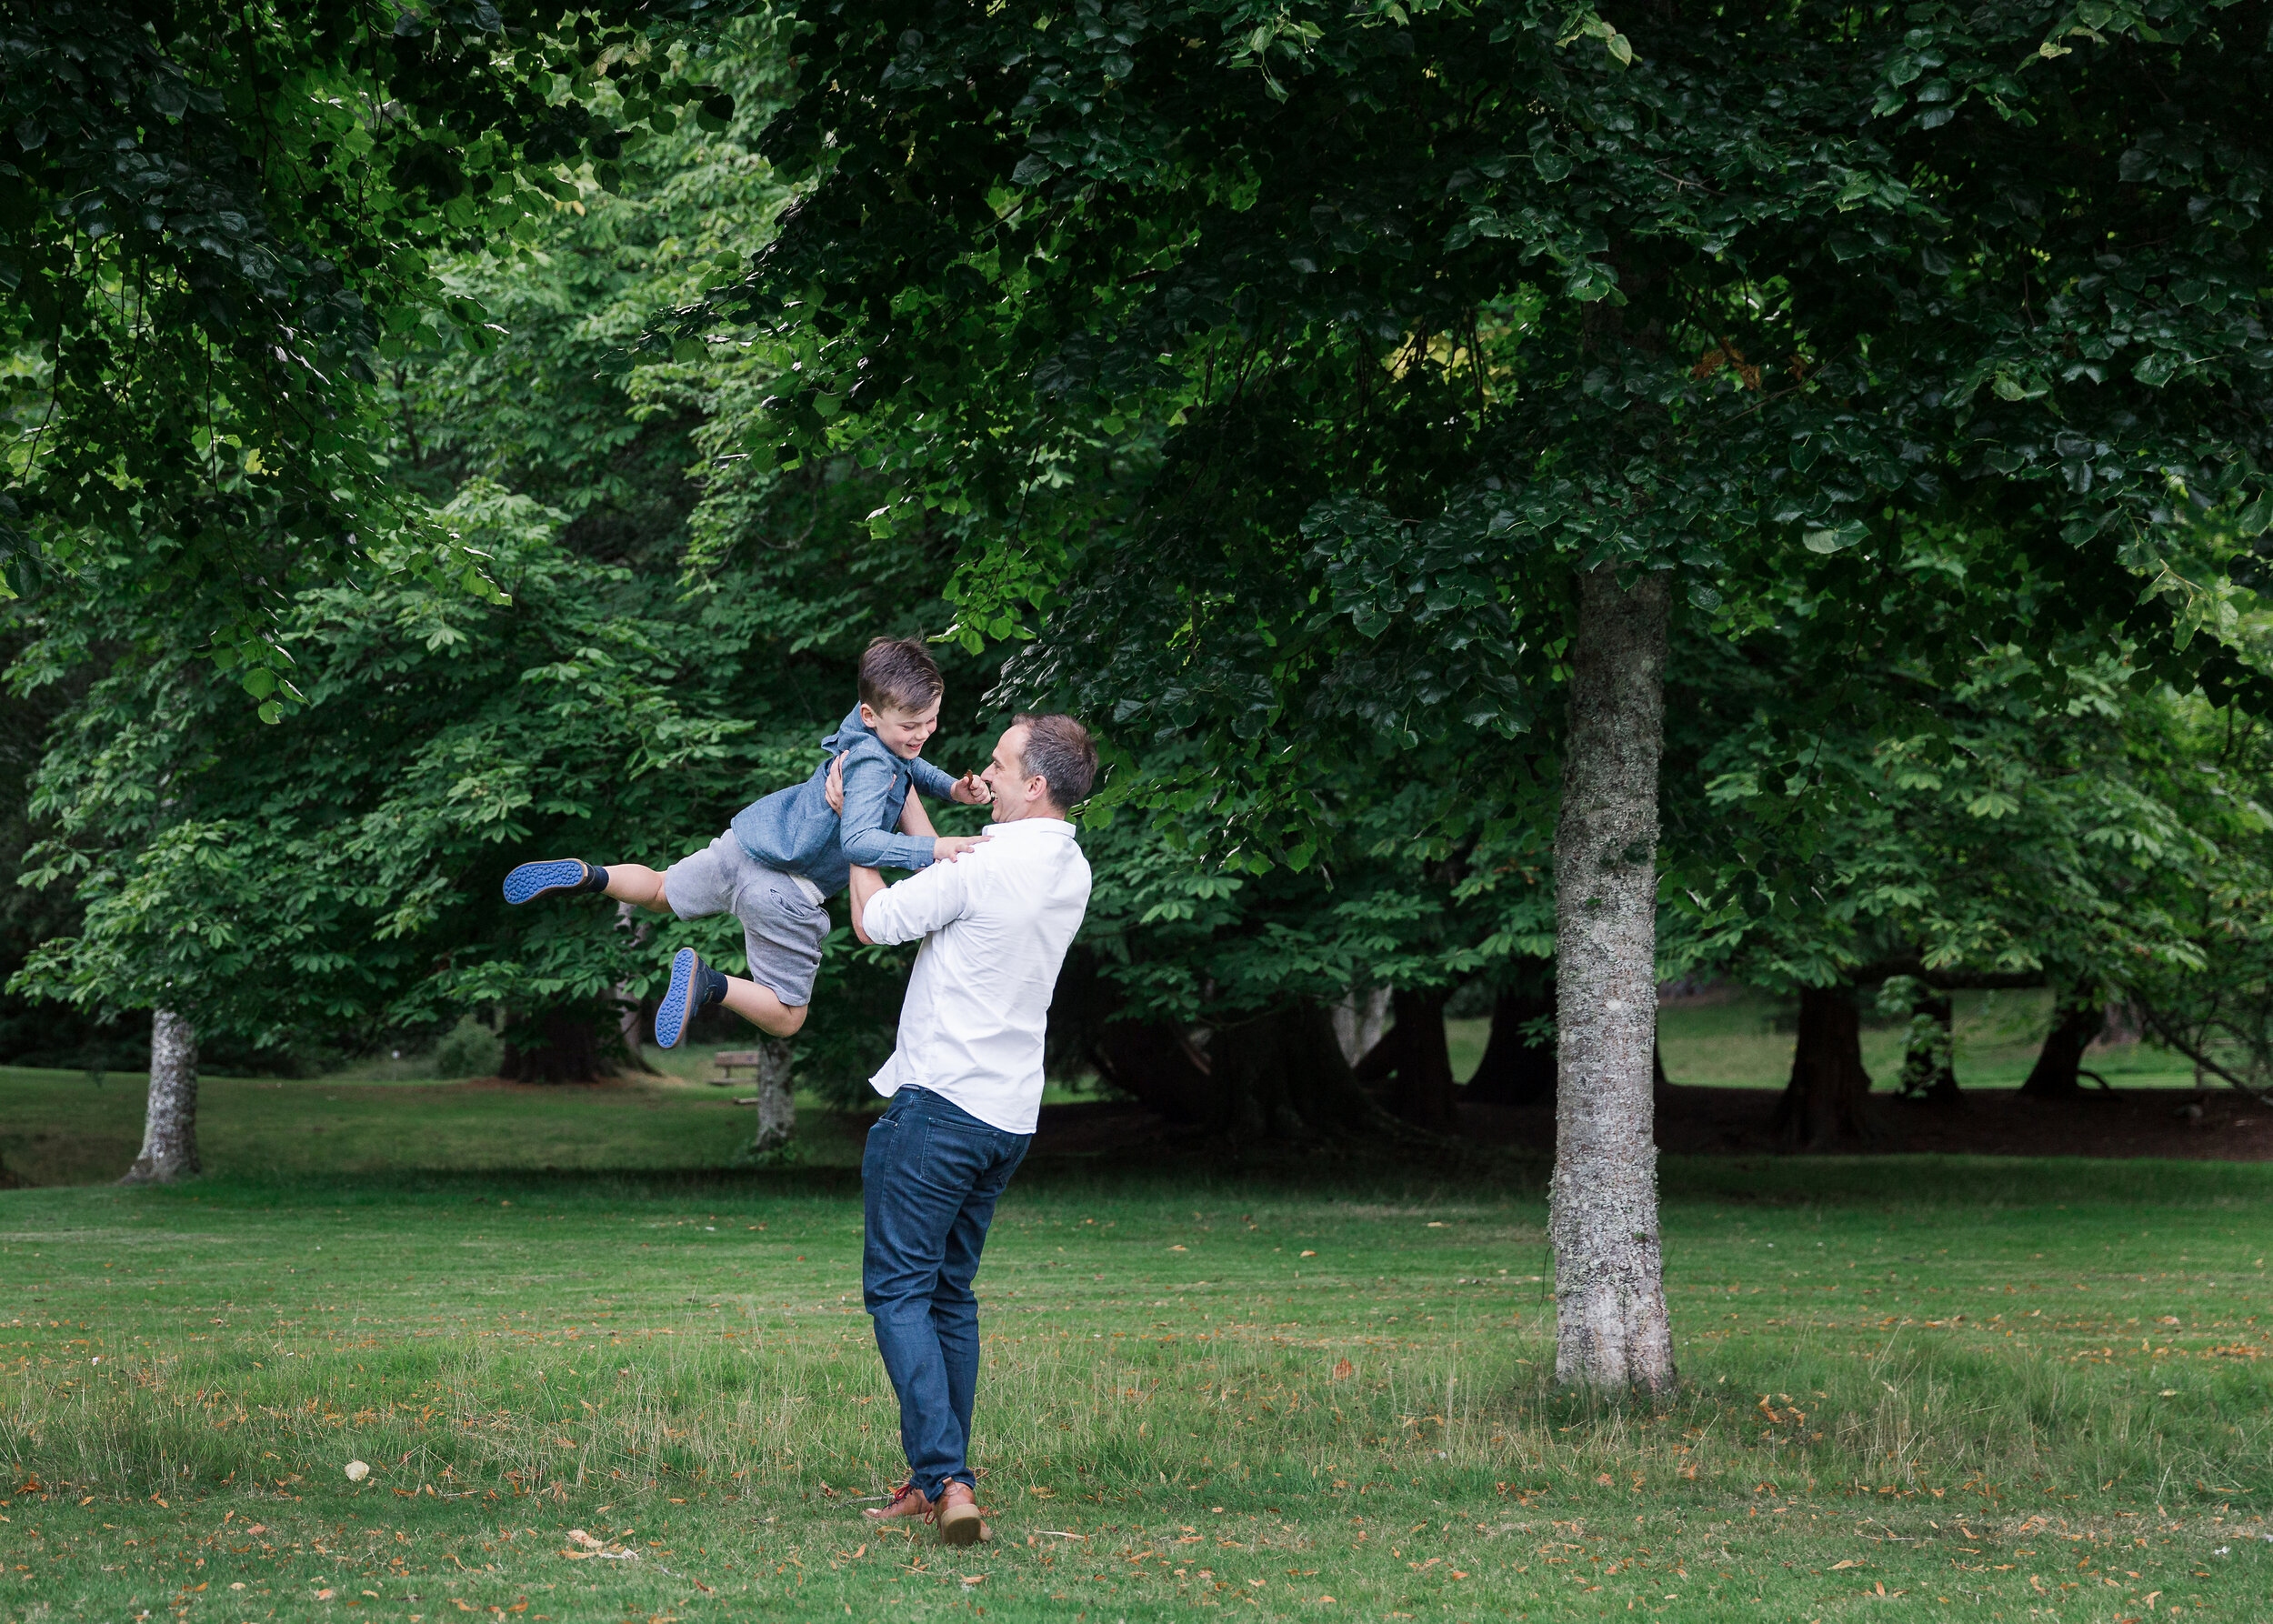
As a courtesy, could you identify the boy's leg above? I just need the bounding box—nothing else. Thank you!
[601,865,671,911]
[501,858,672,910]
[720,866,827,1039]
[648,841,824,1046]
[719,975,806,1038]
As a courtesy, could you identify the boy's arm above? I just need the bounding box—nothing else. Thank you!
[829,752,983,868]
[913,753,993,806]
[908,755,960,801]
[837,753,939,870]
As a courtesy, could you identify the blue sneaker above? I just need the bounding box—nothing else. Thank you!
[503,858,604,905]
[655,947,716,1050]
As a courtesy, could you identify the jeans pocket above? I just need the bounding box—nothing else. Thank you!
[862,1113,899,1181]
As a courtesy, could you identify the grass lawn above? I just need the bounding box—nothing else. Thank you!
[0,1123,2267,1621]
[1447,990,2201,1092]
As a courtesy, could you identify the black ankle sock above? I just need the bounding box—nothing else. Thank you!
[579,863,610,894]
[697,964,729,1009]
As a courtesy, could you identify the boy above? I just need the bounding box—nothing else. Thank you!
[500,637,990,1048]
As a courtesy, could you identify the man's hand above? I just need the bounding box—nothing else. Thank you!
[824,750,849,814]
[950,771,993,806]
[933,835,990,862]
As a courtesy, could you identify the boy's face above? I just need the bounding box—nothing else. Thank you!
[861,698,941,758]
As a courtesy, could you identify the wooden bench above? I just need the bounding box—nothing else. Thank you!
[710,1050,766,1087]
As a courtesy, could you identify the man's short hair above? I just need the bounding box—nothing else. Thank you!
[1013,713,1096,810]
[859,637,945,716]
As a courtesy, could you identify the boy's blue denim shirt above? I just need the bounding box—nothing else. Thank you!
[730,706,960,897]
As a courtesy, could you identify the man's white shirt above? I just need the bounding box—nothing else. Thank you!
[859,817,1093,1134]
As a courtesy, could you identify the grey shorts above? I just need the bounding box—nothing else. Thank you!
[663,832,830,1007]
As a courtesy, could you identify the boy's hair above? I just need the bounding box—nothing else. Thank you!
[1013,713,1097,809]
[858,637,945,715]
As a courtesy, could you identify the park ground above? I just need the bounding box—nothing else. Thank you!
[0,993,2268,1621]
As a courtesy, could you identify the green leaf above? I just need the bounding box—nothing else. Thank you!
[1801,522,1867,555]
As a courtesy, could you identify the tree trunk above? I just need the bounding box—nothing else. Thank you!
[1773,984,1875,1147]
[1211,1004,1385,1139]
[2019,991,2103,1099]
[1091,1020,1217,1123]
[498,1013,606,1084]
[747,1040,796,1154]
[120,1008,199,1185]
[1464,982,1557,1107]
[1383,988,1457,1129]
[1330,986,1392,1067]
[1898,990,1961,1105]
[1548,566,1676,1394]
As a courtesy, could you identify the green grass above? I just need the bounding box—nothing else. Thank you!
[0,1142,2267,1621]
[1447,989,2202,1090]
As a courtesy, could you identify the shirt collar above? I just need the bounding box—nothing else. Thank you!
[983,816,1076,837]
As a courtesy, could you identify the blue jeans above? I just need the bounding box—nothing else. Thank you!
[861,1087,1030,1499]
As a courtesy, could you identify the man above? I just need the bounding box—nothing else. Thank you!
[842,712,1096,1547]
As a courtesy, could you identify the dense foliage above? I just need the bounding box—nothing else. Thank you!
[6,5,2273,1145]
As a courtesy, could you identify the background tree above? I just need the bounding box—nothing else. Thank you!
[660,0,2273,1393]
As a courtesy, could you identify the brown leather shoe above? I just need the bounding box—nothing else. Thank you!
[863,1480,934,1523]
[935,1480,989,1546]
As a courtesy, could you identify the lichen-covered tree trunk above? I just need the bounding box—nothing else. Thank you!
[120,1008,199,1185]
[748,1040,796,1154]
[1548,566,1676,1394]
[614,901,651,1071]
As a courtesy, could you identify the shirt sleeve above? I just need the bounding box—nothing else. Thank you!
[839,753,936,871]
[860,848,977,946]
[908,755,960,801]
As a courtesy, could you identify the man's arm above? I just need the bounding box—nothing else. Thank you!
[847,863,889,944]
[851,847,978,947]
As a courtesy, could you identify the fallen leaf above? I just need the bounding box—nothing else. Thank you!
[1331,1359,1354,1380]
[1168,1245,1187,1252]
[1829,1559,1860,1570]
[961,1575,986,1586]
[315,1590,336,1602]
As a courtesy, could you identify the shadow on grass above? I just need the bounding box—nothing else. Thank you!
[90,1144,2273,1218]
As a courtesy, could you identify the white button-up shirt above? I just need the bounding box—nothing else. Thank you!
[860,816,1093,1134]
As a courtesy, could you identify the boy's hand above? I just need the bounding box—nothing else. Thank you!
[934,835,990,863]
[950,771,992,806]
[824,751,849,814]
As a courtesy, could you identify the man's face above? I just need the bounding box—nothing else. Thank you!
[980,724,1045,815]
[861,699,941,759]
